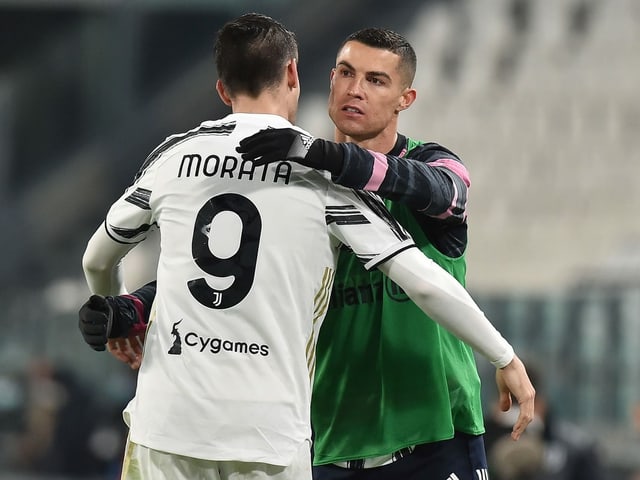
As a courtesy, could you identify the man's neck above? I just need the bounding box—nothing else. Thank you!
[231,92,292,121]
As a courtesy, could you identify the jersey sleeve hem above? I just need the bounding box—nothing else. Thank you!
[363,240,415,271]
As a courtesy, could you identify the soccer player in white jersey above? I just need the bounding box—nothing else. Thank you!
[81,13,533,480]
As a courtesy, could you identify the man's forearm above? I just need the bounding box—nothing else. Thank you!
[378,248,514,368]
[82,224,134,295]
[334,143,469,219]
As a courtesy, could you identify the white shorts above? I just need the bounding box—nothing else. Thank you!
[120,438,312,480]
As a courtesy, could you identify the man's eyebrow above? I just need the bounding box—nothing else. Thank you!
[337,60,392,81]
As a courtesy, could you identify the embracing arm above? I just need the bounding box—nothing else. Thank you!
[377,247,512,366]
[377,247,535,439]
[80,223,155,356]
[80,221,156,335]
[332,142,469,220]
[236,129,469,220]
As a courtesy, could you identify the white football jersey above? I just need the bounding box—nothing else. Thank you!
[104,113,414,466]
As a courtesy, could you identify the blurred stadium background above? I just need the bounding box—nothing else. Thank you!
[0,0,639,478]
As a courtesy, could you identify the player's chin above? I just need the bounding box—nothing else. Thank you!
[333,119,367,139]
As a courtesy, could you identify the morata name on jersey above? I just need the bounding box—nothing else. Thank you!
[178,153,292,184]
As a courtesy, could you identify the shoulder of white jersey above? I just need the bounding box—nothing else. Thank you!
[350,189,411,241]
[289,125,313,137]
[133,119,238,181]
[130,114,313,182]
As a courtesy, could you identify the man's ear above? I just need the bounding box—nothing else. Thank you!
[216,79,232,106]
[286,59,300,90]
[397,87,417,112]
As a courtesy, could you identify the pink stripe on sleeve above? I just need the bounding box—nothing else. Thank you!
[420,158,469,220]
[430,158,471,187]
[364,151,389,190]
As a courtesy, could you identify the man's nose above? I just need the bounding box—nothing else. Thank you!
[347,79,364,98]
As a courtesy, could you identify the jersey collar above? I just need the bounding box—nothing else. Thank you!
[389,133,408,157]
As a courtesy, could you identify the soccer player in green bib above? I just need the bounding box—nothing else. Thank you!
[237,28,533,480]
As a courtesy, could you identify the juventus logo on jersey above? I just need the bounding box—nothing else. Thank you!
[212,291,222,307]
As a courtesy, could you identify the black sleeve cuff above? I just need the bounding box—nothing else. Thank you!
[105,295,140,338]
[307,139,345,177]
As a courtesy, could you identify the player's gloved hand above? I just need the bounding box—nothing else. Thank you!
[79,294,139,351]
[78,295,114,351]
[236,128,344,176]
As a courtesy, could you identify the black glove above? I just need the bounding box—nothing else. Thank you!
[78,295,114,351]
[236,128,344,176]
[78,294,140,351]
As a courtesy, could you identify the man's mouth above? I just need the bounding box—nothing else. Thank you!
[343,106,363,114]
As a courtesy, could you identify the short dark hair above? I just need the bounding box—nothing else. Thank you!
[214,13,298,98]
[340,28,417,87]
